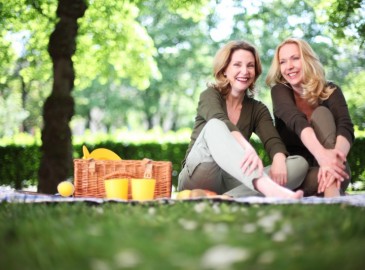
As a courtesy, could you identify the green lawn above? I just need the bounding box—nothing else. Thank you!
[1,201,364,270]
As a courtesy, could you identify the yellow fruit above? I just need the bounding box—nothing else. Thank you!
[82,145,90,159]
[203,189,217,197]
[88,148,122,160]
[57,181,75,197]
[176,190,191,199]
[190,189,207,198]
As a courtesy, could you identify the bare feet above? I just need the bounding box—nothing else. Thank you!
[254,177,304,199]
[291,190,304,199]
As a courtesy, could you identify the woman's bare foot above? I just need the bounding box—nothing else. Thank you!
[291,190,304,199]
[254,177,304,199]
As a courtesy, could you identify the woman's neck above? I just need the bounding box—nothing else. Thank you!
[227,91,244,110]
[292,85,303,96]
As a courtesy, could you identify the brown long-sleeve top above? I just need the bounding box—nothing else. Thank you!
[182,87,288,166]
[271,82,354,165]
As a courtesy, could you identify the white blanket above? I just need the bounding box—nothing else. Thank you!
[1,186,365,207]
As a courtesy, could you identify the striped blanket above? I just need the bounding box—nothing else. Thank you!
[1,186,365,207]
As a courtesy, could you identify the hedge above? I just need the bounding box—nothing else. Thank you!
[0,138,364,190]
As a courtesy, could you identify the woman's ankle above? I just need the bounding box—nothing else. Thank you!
[324,184,340,198]
[253,177,303,199]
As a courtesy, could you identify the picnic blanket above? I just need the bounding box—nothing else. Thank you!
[1,186,365,207]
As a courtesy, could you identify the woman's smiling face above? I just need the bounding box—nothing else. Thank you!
[224,49,256,94]
[279,43,303,90]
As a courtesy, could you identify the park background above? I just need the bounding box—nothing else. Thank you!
[0,0,364,193]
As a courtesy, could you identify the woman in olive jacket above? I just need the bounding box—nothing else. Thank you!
[266,37,354,197]
[178,40,308,199]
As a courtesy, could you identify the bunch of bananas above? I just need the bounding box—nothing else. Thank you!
[82,145,122,160]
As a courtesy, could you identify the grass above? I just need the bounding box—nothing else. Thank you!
[1,201,365,270]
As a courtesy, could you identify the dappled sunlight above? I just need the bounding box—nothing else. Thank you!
[200,244,250,269]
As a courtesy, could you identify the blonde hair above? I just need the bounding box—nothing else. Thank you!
[210,40,262,97]
[265,37,334,105]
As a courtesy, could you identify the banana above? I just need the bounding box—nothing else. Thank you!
[89,148,122,160]
[82,145,90,159]
[82,145,122,160]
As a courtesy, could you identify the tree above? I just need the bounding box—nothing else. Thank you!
[326,0,365,47]
[38,0,87,193]
[135,0,213,130]
[0,0,55,134]
[37,0,208,193]
[343,71,365,129]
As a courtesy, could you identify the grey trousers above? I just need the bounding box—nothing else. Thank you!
[178,119,309,198]
[297,106,351,196]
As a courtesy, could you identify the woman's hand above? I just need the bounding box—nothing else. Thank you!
[301,128,349,181]
[316,148,348,181]
[240,146,263,177]
[231,131,264,177]
[317,170,342,193]
[269,153,287,186]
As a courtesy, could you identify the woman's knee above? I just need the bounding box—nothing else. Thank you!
[205,118,226,132]
[287,155,309,173]
[286,155,309,189]
[311,106,336,148]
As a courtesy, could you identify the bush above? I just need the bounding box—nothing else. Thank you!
[0,138,364,190]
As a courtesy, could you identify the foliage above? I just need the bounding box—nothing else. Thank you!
[0,0,55,133]
[135,1,214,130]
[0,145,41,189]
[1,136,365,190]
[0,203,365,269]
[0,0,364,192]
[74,0,158,91]
[327,0,365,47]
[0,93,29,137]
[0,0,364,136]
[343,71,365,129]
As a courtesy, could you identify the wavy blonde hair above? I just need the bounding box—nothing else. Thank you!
[210,40,262,97]
[265,37,334,105]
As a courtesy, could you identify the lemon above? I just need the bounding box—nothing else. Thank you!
[57,181,75,197]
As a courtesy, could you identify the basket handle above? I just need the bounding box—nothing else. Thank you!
[103,172,136,181]
[102,158,154,180]
[142,158,153,179]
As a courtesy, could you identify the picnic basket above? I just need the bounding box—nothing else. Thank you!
[73,158,172,199]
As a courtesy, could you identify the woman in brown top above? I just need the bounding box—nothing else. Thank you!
[178,40,308,199]
[266,37,354,197]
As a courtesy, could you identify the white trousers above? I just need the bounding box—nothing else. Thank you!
[178,119,308,197]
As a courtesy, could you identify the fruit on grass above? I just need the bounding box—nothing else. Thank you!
[203,189,217,197]
[190,189,207,198]
[82,145,122,160]
[176,190,191,199]
[176,189,219,199]
[57,181,75,197]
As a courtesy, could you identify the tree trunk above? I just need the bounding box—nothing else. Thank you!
[38,0,87,194]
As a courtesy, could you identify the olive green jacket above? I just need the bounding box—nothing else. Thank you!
[182,87,288,166]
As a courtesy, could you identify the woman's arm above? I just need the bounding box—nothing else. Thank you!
[270,153,288,186]
[335,135,351,157]
[252,100,289,185]
[271,84,310,135]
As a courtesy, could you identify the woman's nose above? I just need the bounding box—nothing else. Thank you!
[240,66,248,74]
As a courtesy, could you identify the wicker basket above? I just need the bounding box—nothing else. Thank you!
[74,158,172,199]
